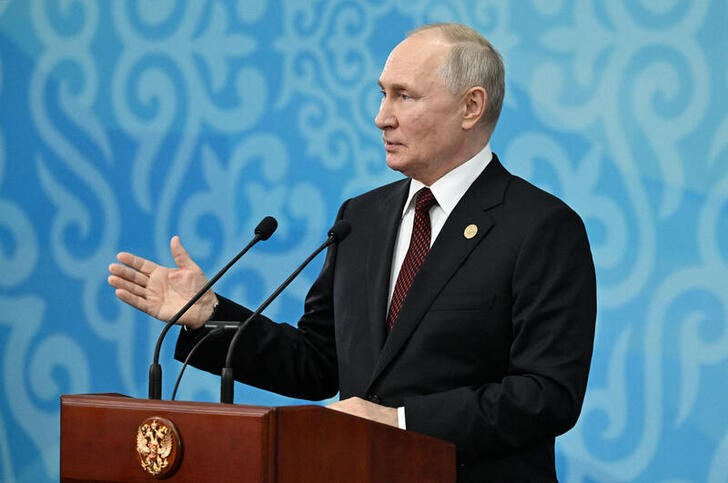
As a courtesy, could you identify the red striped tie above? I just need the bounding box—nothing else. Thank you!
[387,188,437,330]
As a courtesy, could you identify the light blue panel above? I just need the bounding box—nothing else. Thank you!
[0,1,726,481]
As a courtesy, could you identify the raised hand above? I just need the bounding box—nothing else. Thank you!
[108,236,217,329]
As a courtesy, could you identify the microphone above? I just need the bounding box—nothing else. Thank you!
[170,320,240,401]
[148,216,278,399]
[220,220,351,404]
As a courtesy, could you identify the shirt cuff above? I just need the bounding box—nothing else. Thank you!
[397,406,406,430]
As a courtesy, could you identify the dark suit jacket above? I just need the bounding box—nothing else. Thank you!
[176,155,597,482]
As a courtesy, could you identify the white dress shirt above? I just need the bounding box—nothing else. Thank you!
[387,144,493,308]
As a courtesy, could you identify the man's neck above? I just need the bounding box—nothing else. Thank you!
[413,137,491,186]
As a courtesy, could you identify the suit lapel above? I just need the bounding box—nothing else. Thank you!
[364,179,411,360]
[367,157,511,389]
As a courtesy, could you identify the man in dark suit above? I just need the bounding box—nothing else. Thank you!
[109,23,596,481]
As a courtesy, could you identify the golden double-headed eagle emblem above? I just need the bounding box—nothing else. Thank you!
[136,417,180,477]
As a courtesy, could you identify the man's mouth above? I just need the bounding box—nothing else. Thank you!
[384,139,403,151]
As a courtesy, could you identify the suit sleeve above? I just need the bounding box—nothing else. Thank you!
[174,207,349,401]
[403,204,597,461]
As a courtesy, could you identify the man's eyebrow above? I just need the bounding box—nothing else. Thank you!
[378,80,412,91]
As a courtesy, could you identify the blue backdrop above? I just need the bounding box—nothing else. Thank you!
[1,1,727,481]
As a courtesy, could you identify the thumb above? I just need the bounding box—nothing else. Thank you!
[170,235,200,270]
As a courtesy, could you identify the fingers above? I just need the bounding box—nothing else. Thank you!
[113,287,151,315]
[108,253,154,308]
[108,249,168,319]
[108,261,149,287]
[170,236,200,271]
[326,397,398,426]
[116,251,159,277]
[327,397,365,415]
[108,271,148,299]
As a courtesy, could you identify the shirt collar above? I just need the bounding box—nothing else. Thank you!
[402,143,493,217]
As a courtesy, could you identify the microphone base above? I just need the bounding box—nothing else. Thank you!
[221,367,234,404]
[148,363,162,399]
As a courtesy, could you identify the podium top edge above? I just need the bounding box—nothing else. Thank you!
[60,393,278,417]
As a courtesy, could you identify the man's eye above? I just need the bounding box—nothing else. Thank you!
[401,94,410,101]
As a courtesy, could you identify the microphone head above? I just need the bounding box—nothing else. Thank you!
[328,220,351,242]
[255,216,278,240]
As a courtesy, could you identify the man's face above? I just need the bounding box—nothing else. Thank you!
[375,32,466,185]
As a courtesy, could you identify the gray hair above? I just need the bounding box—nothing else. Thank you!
[409,23,505,133]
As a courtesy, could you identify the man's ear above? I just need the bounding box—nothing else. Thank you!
[461,86,487,130]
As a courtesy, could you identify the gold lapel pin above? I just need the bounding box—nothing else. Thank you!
[464,224,478,239]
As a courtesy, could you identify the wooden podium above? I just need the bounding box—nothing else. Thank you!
[60,394,455,482]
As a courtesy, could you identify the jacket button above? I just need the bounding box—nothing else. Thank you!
[368,394,381,404]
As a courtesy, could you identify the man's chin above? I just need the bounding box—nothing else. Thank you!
[385,156,409,174]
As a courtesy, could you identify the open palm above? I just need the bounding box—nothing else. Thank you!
[108,236,216,329]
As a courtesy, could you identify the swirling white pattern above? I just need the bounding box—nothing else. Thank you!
[0,26,16,480]
[1,1,727,481]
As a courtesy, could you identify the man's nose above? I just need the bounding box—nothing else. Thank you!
[375,100,396,130]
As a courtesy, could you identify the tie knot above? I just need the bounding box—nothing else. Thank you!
[415,188,436,214]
